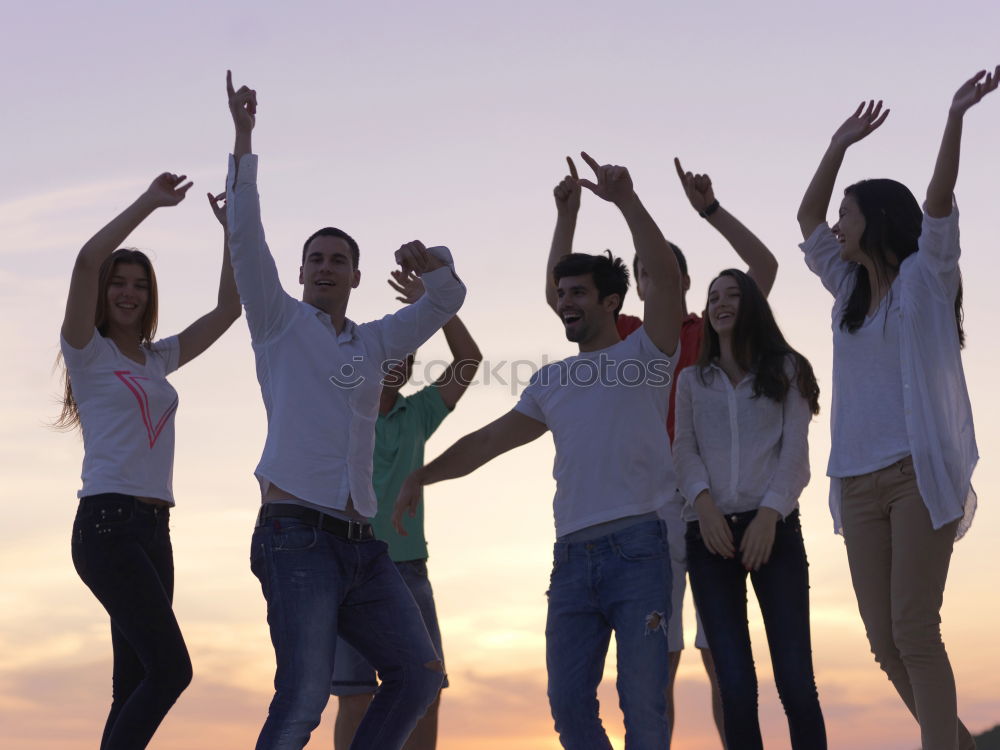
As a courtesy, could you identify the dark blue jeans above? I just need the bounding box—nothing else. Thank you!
[686,510,826,750]
[545,519,673,750]
[71,494,192,750]
[250,515,443,750]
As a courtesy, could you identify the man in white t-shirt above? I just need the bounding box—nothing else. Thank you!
[393,153,683,749]
[225,73,465,750]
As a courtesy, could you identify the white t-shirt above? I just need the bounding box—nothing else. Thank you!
[514,325,678,537]
[61,330,181,504]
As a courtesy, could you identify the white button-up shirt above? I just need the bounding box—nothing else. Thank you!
[801,205,978,538]
[226,155,466,518]
[672,363,813,522]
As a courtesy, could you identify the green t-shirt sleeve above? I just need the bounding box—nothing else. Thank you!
[409,384,452,439]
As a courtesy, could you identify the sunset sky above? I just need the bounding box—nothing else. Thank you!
[2,2,999,748]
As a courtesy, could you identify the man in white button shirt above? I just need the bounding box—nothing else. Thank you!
[224,72,466,750]
[393,153,683,749]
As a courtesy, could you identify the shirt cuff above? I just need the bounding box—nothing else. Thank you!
[682,481,710,507]
[760,489,795,519]
[799,221,833,254]
[421,246,462,287]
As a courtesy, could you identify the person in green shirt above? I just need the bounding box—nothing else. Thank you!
[332,270,482,750]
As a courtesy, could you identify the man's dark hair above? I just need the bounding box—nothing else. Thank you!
[632,242,687,281]
[302,227,360,270]
[553,251,629,318]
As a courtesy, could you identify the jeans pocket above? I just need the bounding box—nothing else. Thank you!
[615,526,667,561]
[271,521,318,551]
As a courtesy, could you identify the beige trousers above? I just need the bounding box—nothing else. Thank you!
[841,456,974,750]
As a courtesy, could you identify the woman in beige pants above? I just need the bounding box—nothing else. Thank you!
[794,67,997,750]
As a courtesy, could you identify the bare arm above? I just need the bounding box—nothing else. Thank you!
[175,192,242,367]
[796,100,889,240]
[927,66,999,217]
[579,152,681,355]
[62,173,192,349]
[545,157,581,313]
[392,409,548,533]
[674,158,778,296]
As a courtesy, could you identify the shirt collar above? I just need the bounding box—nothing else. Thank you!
[306,302,358,343]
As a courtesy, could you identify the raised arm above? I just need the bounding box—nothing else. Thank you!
[227,70,256,171]
[579,151,681,355]
[391,409,548,534]
[174,192,242,367]
[545,157,581,313]
[62,173,192,349]
[387,270,483,408]
[796,100,889,240]
[926,66,999,218]
[674,158,778,296]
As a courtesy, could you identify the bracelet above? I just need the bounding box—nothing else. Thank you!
[698,200,720,219]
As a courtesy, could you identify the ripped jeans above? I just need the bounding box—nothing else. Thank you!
[545,518,672,750]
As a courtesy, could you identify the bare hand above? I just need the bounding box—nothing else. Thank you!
[227,70,257,133]
[387,269,425,304]
[694,492,735,558]
[144,173,192,208]
[577,151,636,206]
[739,508,780,571]
[395,240,444,276]
[554,156,581,214]
[674,157,716,213]
[392,471,424,535]
[831,100,889,149]
[950,65,1000,116]
[207,191,227,229]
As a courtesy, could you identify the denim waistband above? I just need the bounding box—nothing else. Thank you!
[79,493,170,516]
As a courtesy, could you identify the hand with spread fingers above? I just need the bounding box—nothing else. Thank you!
[553,156,581,215]
[950,65,1000,117]
[207,191,227,229]
[388,269,425,304]
[831,100,889,149]
[144,173,192,208]
[674,157,716,214]
[394,240,445,277]
[226,70,257,133]
[694,491,735,559]
[577,151,636,206]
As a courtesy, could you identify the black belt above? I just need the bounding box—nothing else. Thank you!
[256,503,374,542]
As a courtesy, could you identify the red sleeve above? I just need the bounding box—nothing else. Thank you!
[616,314,644,340]
[667,315,704,443]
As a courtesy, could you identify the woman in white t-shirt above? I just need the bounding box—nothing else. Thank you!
[673,268,825,750]
[796,68,995,750]
[57,173,239,750]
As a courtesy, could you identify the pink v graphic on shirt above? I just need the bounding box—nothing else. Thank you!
[115,370,178,449]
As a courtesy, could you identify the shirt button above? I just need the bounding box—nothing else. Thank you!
[730,515,738,523]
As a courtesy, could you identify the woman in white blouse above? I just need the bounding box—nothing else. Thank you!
[673,268,824,750]
[57,175,239,750]
[796,68,995,750]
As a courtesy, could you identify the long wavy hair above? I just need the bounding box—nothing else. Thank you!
[696,269,820,415]
[55,249,159,430]
[840,179,965,346]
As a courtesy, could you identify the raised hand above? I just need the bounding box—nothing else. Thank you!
[226,70,257,133]
[394,240,444,276]
[831,100,889,149]
[553,156,581,214]
[674,157,716,213]
[207,191,227,228]
[144,173,192,208]
[950,65,1000,117]
[388,269,425,304]
[577,151,636,206]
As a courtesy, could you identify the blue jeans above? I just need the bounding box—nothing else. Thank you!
[686,510,826,750]
[331,558,449,695]
[250,516,443,750]
[545,519,673,750]
[71,494,192,750]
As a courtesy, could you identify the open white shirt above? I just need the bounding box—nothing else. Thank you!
[226,154,466,518]
[672,363,812,522]
[800,204,978,538]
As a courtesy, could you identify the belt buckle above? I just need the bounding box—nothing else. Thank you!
[346,520,366,542]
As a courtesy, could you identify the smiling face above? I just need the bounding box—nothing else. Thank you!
[299,235,361,311]
[555,273,618,344]
[707,274,741,337]
[104,261,150,334]
[833,194,867,263]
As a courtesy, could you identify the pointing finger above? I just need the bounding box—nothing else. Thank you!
[566,156,578,180]
[674,157,687,183]
[226,70,235,97]
[579,151,601,175]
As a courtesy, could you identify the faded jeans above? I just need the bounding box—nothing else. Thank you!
[545,518,673,750]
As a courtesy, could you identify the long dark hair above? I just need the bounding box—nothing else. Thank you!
[841,179,965,346]
[55,249,159,430]
[697,269,820,415]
